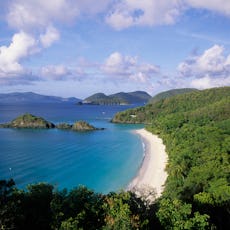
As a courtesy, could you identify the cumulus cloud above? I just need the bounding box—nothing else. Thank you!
[6,0,79,31]
[105,0,230,30]
[178,45,230,78]
[106,0,183,30]
[0,0,82,82]
[40,26,60,48]
[177,44,230,89]
[102,52,137,76]
[101,52,160,82]
[0,32,37,78]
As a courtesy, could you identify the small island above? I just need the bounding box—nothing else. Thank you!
[0,113,103,131]
[56,121,104,131]
[0,113,55,129]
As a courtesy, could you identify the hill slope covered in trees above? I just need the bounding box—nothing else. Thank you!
[112,87,230,229]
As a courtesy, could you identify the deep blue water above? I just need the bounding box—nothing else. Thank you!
[0,103,144,193]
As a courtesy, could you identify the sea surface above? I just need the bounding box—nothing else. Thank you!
[0,103,144,193]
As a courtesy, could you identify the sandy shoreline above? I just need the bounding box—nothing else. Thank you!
[128,129,168,198]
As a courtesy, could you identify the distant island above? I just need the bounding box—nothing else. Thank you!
[0,92,81,104]
[81,91,151,105]
[0,113,103,131]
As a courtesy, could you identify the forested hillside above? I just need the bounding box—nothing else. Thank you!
[113,87,230,229]
[1,87,229,229]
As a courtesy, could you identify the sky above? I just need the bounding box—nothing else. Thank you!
[0,0,230,98]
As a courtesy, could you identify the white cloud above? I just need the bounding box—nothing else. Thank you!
[101,52,159,82]
[105,0,230,30]
[176,45,230,89]
[106,0,183,30]
[40,26,60,48]
[0,0,82,81]
[6,0,80,32]
[102,52,137,75]
[40,65,71,80]
[191,76,230,89]
[178,45,230,78]
[0,32,37,77]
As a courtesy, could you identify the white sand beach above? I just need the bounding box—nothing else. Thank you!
[128,129,168,198]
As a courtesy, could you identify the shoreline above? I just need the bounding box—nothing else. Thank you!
[128,128,168,198]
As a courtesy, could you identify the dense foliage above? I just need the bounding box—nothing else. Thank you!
[1,87,229,229]
[113,87,230,229]
[0,180,160,229]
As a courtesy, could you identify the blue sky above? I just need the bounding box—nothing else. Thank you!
[0,0,230,98]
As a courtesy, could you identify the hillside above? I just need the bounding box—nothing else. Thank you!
[112,86,230,229]
[112,87,230,124]
[82,91,151,105]
[148,88,198,104]
[0,92,81,104]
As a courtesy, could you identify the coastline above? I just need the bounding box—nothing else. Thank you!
[128,128,168,198]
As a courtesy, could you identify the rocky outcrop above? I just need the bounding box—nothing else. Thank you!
[56,121,104,131]
[56,123,72,130]
[72,121,99,131]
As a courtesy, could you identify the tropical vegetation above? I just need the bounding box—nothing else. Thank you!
[0,87,229,229]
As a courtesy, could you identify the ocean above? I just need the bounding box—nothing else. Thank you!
[0,103,144,193]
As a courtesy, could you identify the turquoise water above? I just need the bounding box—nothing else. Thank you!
[0,103,144,193]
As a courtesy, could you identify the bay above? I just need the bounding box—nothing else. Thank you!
[0,103,144,193]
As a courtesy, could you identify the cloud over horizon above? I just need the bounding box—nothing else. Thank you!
[178,44,230,88]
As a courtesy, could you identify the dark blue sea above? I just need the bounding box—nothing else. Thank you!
[0,103,144,193]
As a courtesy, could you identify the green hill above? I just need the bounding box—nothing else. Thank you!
[112,86,230,228]
[112,87,230,124]
[149,88,198,104]
[82,91,151,105]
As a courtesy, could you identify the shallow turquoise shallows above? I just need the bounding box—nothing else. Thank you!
[0,103,144,193]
